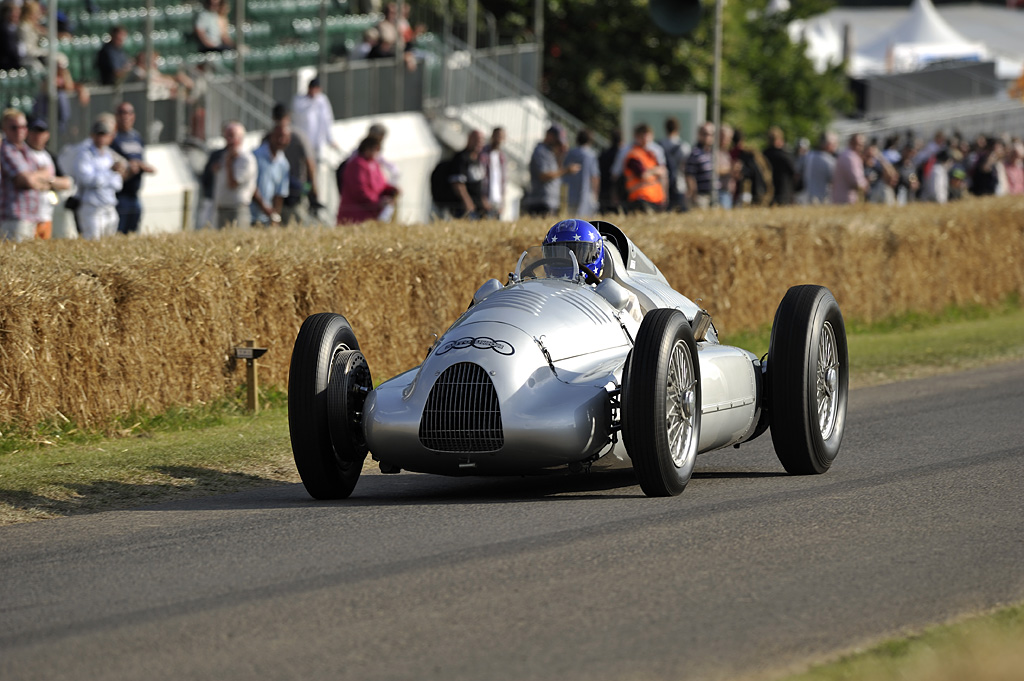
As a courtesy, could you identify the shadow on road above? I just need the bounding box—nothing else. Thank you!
[0,466,290,523]
[3,461,789,522]
[155,461,791,515]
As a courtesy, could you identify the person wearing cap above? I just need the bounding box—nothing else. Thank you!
[290,76,339,163]
[2,109,61,242]
[24,118,71,240]
[73,114,127,240]
[524,124,580,217]
[211,120,257,229]
[110,102,156,235]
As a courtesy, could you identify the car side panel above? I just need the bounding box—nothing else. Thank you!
[696,344,762,453]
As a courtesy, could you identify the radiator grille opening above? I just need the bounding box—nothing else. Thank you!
[419,362,503,453]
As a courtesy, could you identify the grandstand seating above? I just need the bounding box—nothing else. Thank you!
[2,1,382,112]
[0,69,41,115]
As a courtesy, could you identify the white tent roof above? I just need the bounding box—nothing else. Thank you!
[791,0,1024,79]
[853,0,988,75]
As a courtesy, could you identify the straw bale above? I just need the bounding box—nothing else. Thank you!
[1,196,1022,430]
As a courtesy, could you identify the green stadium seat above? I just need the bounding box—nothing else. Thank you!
[0,69,42,116]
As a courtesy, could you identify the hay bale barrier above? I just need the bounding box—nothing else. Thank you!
[1,197,1022,431]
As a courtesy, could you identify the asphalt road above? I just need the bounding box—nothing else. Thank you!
[2,362,1023,681]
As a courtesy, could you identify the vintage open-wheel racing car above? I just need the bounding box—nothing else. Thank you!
[287,221,848,498]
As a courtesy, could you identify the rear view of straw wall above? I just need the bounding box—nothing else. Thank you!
[1,197,1022,430]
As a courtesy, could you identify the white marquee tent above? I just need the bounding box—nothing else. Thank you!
[853,0,988,75]
[790,0,1024,80]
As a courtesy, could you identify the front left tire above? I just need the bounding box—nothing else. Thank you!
[288,313,370,500]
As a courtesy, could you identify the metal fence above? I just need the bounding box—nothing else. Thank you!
[855,61,1005,116]
[432,35,599,173]
[4,40,502,151]
[833,96,1024,142]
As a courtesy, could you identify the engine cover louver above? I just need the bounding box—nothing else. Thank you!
[419,362,504,453]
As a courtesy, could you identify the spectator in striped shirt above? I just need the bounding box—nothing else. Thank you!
[2,108,57,242]
[684,122,715,209]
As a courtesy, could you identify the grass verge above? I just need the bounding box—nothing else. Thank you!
[722,297,1024,388]
[778,603,1024,681]
[3,300,1023,525]
[2,301,1023,525]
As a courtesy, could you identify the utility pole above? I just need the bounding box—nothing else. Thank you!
[711,0,723,207]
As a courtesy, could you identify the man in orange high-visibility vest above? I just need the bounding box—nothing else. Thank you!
[622,123,666,213]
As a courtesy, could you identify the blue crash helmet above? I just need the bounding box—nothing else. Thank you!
[542,219,605,279]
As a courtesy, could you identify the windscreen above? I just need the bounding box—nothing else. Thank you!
[514,245,580,281]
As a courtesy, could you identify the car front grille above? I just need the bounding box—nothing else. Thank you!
[419,362,503,453]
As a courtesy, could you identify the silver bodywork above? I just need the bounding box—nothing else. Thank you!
[364,232,762,476]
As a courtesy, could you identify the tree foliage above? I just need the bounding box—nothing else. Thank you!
[433,0,853,142]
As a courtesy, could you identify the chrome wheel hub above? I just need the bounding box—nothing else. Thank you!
[666,339,698,469]
[816,322,840,440]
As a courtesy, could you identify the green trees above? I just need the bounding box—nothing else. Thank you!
[457,0,853,141]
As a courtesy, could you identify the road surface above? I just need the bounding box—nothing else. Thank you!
[2,362,1023,681]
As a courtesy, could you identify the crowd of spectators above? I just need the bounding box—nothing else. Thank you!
[3,0,1023,241]
[4,82,1024,241]
[499,118,1024,220]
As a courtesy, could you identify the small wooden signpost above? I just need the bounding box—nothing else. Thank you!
[233,340,268,412]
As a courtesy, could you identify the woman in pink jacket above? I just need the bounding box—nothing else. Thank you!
[336,136,398,225]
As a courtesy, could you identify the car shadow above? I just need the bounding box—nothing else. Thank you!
[1,466,293,523]
[230,464,790,511]
[692,470,788,479]
[2,463,790,522]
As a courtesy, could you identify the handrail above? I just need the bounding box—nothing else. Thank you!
[199,69,277,137]
[437,34,605,172]
[834,96,1024,139]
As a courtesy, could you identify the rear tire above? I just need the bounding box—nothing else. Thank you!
[288,313,368,499]
[768,285,848,475]
[623,309,702,497]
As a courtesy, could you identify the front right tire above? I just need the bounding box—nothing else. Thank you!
[288,313,369,500]
[623,309,702,497]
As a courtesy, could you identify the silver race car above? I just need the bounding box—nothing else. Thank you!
[288,220,848,498]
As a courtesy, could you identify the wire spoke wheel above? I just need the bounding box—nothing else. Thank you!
[666,339,698,469]
[816,321,840,440]
[623,309,702,497]
[768,286,849,475]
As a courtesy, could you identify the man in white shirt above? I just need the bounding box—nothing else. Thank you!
[212,120,257,229]
[920,149,951,204]
[480,126,506,219]
[290,77,340,163]
[73,114,127,241]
